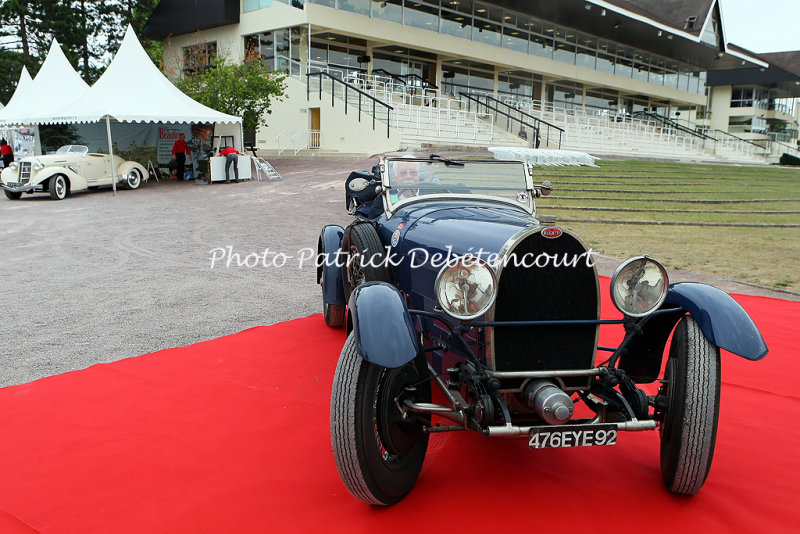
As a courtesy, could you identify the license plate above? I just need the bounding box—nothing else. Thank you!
[528,424,617,449]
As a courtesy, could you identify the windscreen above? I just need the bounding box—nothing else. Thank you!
[385,158,531,210]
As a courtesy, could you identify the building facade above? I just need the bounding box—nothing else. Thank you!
[706,50,800,147]
[146,0,779,157]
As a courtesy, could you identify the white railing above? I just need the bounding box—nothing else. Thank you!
[308,130,320,149]
[275,129,291,156]
[291,129,309,155]
[286,129,321,155]
[282,62,772,161]
[392,104,493,144]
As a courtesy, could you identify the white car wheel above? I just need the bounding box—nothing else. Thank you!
[49,175,68,200]
[126,169,142,190]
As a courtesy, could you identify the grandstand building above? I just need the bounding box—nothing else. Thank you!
[144,0,799,162]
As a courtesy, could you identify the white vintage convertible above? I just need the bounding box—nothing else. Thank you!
[1,145,147,200]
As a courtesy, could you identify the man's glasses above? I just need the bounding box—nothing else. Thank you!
[397,169,419,177]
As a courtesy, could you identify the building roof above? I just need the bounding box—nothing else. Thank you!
[605,0,715,37]
[707,49,800,97]
[759,51,800,79]
[143,0,239,40]
[496,0,763,69]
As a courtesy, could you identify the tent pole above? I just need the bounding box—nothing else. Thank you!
[106,116,117,195]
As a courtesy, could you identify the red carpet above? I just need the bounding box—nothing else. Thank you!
[1,282,798,533]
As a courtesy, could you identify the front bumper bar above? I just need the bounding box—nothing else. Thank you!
[1,182,37,193]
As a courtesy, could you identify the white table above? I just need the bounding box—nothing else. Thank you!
[209,155,252,182]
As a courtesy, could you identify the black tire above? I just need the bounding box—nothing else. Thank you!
[5,190,22,200]
[330,332,430,505]
[49,175,68,200]
[659,315,721,495]
[323,298,345,328]
[125,168,143,190]
[342,223,391,302]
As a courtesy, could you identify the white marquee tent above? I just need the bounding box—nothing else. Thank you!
[0,66,38,153]
[0,42,88,128]
[34,25,243,191]
[0,67,32,118]
[3,26,242,191]
[37,25,242,127]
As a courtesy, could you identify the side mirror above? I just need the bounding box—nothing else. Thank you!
[348,177,372,192]
[540,180,552,196]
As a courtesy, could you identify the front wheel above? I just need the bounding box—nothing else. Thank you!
[4,190,22,200]
[322,298,345,328]
[342,223,391,302]
[659,315,721,495]
[330,332,431,505]
[49,175,68,200]
[125,168,143,190]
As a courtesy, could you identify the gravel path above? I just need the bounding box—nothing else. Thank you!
[1,155,794,387]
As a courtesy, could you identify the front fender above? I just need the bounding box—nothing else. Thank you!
[318,225,345,306]
[619,282,768,383]
[35,167,87,190]
[116,161,147,181]
[665,282,768,360]
[350,282,419,368]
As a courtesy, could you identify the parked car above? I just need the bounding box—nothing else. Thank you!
[318,154,768,505]
[0,145,147,200]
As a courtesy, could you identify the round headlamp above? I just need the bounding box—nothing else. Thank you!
[434,256,497,321]
[34,162,45,171]
[610,255,669,317]
[9,162,17,170]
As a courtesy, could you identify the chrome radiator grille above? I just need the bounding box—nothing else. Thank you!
[19,162,31,184]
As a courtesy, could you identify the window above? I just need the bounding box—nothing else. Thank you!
[473,21,502,47]
[553,42,576,65]
[183,41,217,74]
[406,2,439,32]
[372,0,402,23]
[529,36,552,59]
[441,9,472,39]
[243,0,272,12]
[339,0,369,16]
[502,25,528,52]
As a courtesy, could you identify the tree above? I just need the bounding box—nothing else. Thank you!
[174,52,287,137]
[103,0,162,67]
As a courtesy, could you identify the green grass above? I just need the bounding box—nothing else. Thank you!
[532,160,800,293]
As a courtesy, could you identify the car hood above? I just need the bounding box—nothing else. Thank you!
[384,200,536,258]
[378,200,543,298]
[19,153,86,165]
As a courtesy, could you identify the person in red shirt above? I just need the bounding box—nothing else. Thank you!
[171,133,191,181]
[0,139,14,168]
[219,146,240,183]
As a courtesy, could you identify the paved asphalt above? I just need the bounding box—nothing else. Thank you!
[1,154,793,387]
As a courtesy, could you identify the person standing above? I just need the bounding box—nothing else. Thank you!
[219,146,240,183]
[535,128,541,149]
[0,139,14,168]
[172,133,191,181]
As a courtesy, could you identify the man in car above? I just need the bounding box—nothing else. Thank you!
[393,158,422,200]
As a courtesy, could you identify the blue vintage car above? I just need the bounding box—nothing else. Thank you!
[317,155,768,505]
